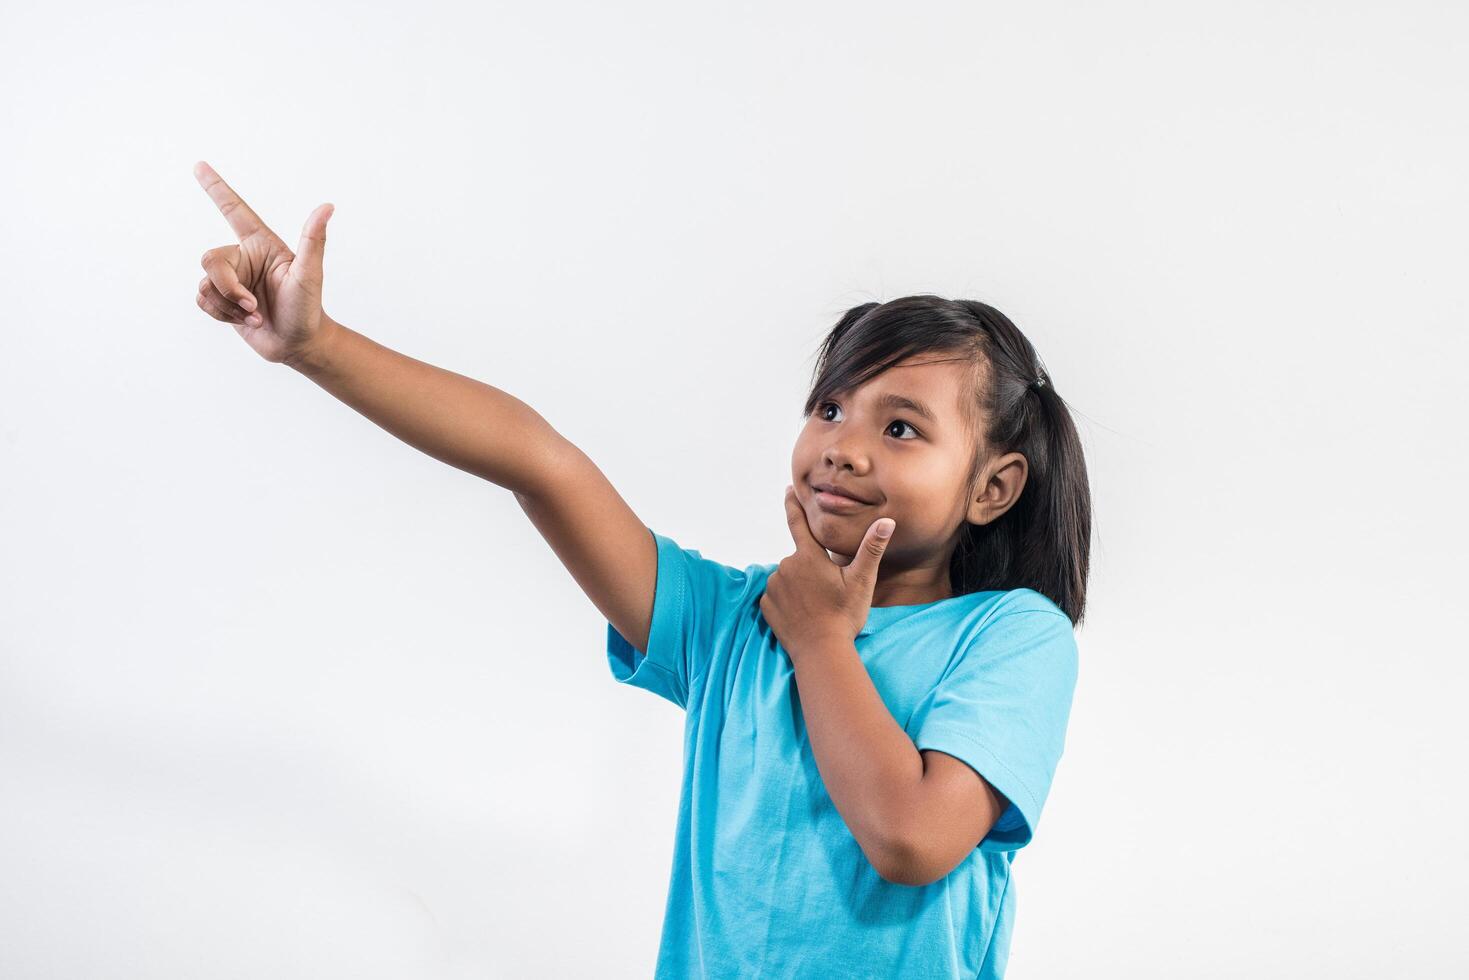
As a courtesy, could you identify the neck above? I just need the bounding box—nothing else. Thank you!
[868,559,954,607]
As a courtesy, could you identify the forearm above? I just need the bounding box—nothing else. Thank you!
[284,315,568,495]
[790,638,925,877]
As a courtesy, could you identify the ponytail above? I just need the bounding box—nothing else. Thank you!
[951,354,1092,626]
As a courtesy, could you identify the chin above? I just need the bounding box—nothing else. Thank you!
[806,514,860,552]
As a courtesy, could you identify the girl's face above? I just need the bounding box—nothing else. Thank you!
[791,353,987,584]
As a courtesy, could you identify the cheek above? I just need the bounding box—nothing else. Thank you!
[879,484,950,532]
[790,436,809,472]
[791,443,822,483]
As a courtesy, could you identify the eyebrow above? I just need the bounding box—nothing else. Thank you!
[873,392,940,426]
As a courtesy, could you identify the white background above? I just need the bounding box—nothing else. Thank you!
[2,1,1466,976]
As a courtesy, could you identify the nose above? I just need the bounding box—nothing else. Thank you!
[821,435,871,475]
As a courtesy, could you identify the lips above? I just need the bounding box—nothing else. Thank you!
[810,481,873,504]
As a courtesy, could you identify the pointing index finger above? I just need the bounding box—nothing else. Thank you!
[193,160,266,240]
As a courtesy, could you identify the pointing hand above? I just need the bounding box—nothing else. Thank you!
[192,160,336,366]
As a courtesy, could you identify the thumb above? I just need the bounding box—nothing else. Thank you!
[850,517,895,590]
[293,203,334,289]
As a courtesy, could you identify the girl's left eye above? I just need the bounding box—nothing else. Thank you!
[817,402,919,440]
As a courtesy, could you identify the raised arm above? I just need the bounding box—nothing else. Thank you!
[288,320,659,652]
[191,161,657,652]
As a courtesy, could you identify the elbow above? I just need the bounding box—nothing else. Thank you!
[871,833,941,888]
[875,863,931,889]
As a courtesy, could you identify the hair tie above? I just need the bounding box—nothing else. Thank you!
[1028,375,1046,393]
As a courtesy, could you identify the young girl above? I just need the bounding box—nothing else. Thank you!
[192,161,1091,979]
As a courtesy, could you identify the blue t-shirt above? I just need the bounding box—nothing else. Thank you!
[606,529,1079,978]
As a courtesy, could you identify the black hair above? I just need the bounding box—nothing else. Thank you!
[802,294,1092,627]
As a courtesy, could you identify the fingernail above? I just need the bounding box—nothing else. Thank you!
[246,313,262,326]
[876,519,895,538]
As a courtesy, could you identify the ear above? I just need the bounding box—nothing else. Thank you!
[965,451,1029,526]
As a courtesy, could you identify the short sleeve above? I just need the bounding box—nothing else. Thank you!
[605,528,762,711]
[909,603,1079,853]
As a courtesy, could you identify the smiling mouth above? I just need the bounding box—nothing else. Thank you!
[810,480,873,502]
[812,488,869,509]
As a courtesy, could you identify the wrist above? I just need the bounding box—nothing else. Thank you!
[284,314,345,377]
[787,628,854,664]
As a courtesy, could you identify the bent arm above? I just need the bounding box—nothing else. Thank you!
[286,315,658,651]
